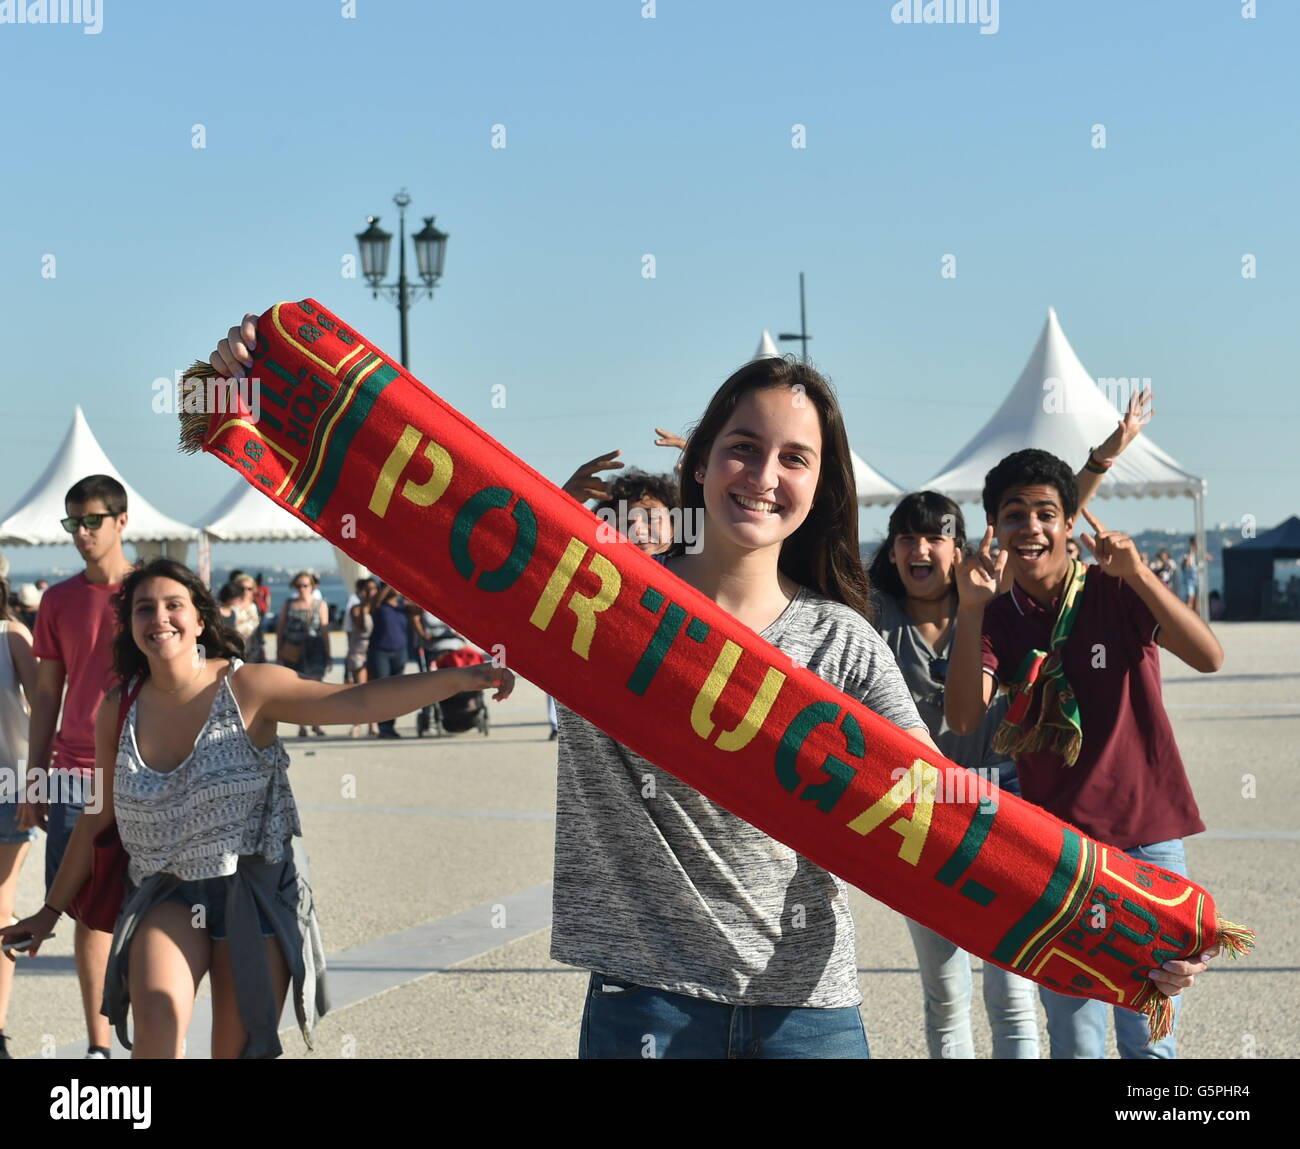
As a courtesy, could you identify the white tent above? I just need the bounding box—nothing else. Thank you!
[201,478,319,543]
[920,308,1209,615]
[198,476,369,587]
[751,330,781,360]
[0,406,197,560]
[850,452,906,508]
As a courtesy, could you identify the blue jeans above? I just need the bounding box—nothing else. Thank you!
[578,973,870,1059]
[905,918,1040,1058]
[366,647,407,735]
[1039,838,1189,1059]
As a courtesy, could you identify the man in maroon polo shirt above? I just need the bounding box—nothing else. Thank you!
[946,448,1223,1059]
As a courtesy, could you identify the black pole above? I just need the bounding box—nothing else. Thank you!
[397,200,410,368]
[798,271,808,363]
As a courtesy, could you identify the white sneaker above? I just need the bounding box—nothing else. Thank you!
[84,1047,110,1059]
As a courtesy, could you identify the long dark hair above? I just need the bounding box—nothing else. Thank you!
[0,575,13,623]
[669,356,874,623]
[867,491,967,602]
[112,559,243,684]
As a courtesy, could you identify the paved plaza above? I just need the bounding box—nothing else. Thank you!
[8,622,1294,1059]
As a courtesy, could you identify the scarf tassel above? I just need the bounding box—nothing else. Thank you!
[1141,991,1176,1044]
[177,361,220,455]
[992,722,1083,768]
[1139,916,1255,1043]
[1214,917,1256,958]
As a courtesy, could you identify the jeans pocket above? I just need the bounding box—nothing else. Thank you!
[1127,839,1187,878]
[591,973,646,998]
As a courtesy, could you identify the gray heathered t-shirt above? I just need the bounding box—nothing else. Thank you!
[550,582,922,1009]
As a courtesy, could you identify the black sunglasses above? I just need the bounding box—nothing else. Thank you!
[61,513,117,534]
[929,657,949,683]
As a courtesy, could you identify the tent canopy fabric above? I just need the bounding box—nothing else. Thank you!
[1230,515,1300,555]
[921,308,1205,505]
[850,451,906,508]
[751,330,781,361]
[1222,516,1300,621]
[0,406,199,545]
[200,476,320,542]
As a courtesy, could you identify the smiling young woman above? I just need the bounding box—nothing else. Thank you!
[549,356,943,1060]
[1,558,512,1058]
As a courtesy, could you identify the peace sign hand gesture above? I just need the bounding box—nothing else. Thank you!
[1080,508,1142,580]
[955,526,1008,608]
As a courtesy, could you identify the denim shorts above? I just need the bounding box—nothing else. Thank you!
[164,877,276,942]
[0,796,35,846]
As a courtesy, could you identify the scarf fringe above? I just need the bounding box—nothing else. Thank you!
[1142,991,1176,1044]
[177,361,219,454]
[1214,916,1256,958]
[992,719,1083,768]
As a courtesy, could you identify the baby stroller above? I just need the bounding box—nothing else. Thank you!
[420,632,491,737]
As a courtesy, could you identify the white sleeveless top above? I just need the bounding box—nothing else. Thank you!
[0,621,28,769]
[114,658,300,885]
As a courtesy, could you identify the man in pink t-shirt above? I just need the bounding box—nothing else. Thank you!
[23,474,135,1060]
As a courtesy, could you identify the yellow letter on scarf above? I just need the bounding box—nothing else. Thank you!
[846,759,939,865]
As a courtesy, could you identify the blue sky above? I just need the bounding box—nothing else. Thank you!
[1,0,1295,578]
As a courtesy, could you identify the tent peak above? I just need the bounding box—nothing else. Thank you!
[751,330,780,361]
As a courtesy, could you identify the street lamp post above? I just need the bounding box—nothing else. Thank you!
[778,272,813,364]
[355,189,448,368]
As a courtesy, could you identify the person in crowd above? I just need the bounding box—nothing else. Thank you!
[864,394,1149,1059]
[1150,548,1178,594]
[1,558,513,1058]
[217,582,240,625]
[345,578,378,738]
[253,573,271,619]
[21,474,136,1059]
[946,448,1224,1059]
[14,585,41,631]
[1181,538,1211,615]
[276,572,330,738]
[0,565,37,1059]
[367,585,411,740]
[231,574,265,663]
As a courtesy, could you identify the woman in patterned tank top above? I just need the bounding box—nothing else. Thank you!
[3,558,514,1059]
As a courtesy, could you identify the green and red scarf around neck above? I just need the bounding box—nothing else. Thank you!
[179,300,1252,1038]
[992,558,1086,767]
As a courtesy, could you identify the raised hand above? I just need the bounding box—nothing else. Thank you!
[459,662,516,702]
[209,313,259,379]
[654,427,687,451]
[561,450,624,503]
[955,525,1009,607]
[1093,386,1152,467]
[1080,508,1143,580]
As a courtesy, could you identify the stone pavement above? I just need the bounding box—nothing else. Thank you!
[7,623,1293,1059]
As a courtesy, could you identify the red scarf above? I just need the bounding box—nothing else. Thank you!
[179,299,1252,1037]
